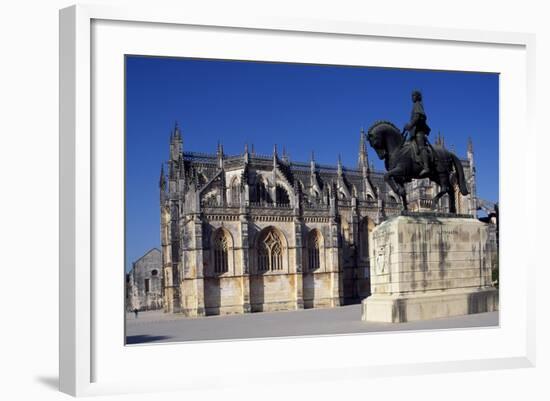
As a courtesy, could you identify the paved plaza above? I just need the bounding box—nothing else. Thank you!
[125,304,499,345]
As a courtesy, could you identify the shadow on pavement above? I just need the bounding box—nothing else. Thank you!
[126,335,172,344]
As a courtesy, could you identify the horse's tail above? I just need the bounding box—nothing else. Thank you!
[451,152,469,196]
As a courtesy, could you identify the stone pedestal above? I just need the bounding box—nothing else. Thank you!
[362,214,498,323]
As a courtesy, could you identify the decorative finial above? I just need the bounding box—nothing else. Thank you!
[437,132,445,147]
[467,136,474,153]
[359,129,368,168]
[243,143,249,163]
[282,145,289,162]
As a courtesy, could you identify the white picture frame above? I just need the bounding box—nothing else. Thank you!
[59,4,536,397]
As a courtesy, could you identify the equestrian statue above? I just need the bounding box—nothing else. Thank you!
[366,90,469,214]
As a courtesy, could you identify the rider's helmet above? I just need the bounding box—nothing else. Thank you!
[411,90,422,101]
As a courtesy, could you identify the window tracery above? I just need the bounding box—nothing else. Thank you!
[214,230,229,273]
[258,229,283,271]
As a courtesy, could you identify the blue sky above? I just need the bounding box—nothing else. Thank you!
[126,56,499,271]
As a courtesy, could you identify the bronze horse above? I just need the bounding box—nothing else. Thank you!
[367,121,469,213]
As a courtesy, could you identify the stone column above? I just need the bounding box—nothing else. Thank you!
[182,216,205,317]
[294,219,304,309]
[193,218,205,316]
[329,220,342,306]
[350,197,359,299]
[240,213,251,313]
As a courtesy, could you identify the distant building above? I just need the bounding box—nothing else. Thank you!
[159,123,486,317]
[126,248,163,311]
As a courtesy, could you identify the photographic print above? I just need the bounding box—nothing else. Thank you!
[124,56,499,345]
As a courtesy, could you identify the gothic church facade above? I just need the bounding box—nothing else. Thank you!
[160,124,478,316]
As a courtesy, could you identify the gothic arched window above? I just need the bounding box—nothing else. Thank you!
[254,180,271,203]
[214,230,229,273]
[388,195,399,207]
[307,229,322,271]
[258,229,284,271]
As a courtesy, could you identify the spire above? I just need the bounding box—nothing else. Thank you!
[243,143,249,163]
[310,150,315,174]
[358,129,365,165]
[173,121,181,138]
[467,136,475,172]
[272,144,278,167]
[170,121,182,160]
[217,141,224,169]
[358,128,369,171]
[337,154,343,176]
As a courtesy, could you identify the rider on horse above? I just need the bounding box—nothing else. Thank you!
[403,90,431,177]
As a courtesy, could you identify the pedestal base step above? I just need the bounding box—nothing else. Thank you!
[361,287,499,323]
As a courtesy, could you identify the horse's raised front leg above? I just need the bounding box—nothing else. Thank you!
[431,190,446,210]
